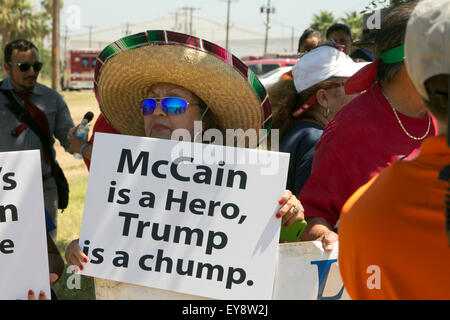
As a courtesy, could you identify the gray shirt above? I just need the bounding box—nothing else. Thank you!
[0,77,74,176]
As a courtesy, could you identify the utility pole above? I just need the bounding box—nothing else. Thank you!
[180,6,199,35]
[226,0,231,49]
[170,9,184,31]
[189,7,193,34]
[220,0,238,50]
[122,22,134,36]
[291,26,294,52]
[181,7,189,33]
[174,10,179,31]
[63,25,69,67]
[261,0,275,55]
[85,25,96,48]
[51,0,61,91]
[189,7,200,35]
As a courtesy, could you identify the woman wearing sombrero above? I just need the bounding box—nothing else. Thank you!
[65,30,305,270]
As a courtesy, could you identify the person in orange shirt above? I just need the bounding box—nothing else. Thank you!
[338,0,450,299]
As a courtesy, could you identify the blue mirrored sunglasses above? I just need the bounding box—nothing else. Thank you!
[8,61,43,72]
[140,97,191,115]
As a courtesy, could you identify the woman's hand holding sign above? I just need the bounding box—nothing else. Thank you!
[27,273,59,300]
[66,239,89,272]
[276,189,304,227]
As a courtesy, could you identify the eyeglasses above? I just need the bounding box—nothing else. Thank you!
[140,97,194,116]
[8,61,44,72]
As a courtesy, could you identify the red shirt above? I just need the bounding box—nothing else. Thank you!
[84,114,120,170]
[299,82,437,228]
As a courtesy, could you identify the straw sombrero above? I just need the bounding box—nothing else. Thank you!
[94,30,272,141]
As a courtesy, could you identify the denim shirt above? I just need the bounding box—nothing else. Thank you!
[0,77,74,176]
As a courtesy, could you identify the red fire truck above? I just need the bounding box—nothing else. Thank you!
[62,49,101,90]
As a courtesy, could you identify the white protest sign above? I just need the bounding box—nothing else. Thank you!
[79,132,289,300]
[93,241,350,300]
[273,241,350,300]
[0,150,50,300]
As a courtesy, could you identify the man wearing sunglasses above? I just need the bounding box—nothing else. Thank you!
[0,39,74,241]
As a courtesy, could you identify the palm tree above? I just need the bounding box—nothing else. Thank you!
[310,11,337,39]
[0,0,51,46]
[363,0,404,13]
[40,0,64,15]
[341,11,363,40]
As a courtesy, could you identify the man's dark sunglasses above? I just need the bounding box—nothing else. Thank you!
[8,61,44,72]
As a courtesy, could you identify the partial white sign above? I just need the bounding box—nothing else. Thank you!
[0,150,50,300]
[273,241,350,300]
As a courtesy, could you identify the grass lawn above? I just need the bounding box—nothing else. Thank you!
[53,173,97,300]
[52,88,99,300]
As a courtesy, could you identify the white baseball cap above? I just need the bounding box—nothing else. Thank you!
[292,44,369,93]
[405,0,450,101]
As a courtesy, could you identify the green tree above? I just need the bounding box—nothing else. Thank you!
[310,11,337,39]
[341,11,363,40]
[40,0,64,13]
[0,0,46,78]
[0,0,65,80]
[363,0,406,13]
[0,0,51,46]
[34,0,64,44]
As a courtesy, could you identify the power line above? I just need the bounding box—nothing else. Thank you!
[269,19,302,53]
[219,0,239,50]
[271,18,301,33]
[170,10,183,31]
[62,25,70,58]
[122,22,134,36]
[180,6,200,35]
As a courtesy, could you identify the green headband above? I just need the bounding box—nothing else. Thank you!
[379,45,405,64]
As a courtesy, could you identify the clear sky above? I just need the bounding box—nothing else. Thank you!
[31,0,372,37]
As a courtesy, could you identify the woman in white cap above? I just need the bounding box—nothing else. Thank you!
[65,30,305,271]
[269,42,367,196]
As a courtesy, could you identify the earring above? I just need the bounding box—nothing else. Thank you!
[322,105,330,118]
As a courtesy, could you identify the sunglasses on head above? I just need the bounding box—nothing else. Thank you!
[140,97,193,116]
[8,61,44,72]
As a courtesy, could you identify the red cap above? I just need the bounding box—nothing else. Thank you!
[344,59,380,95]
